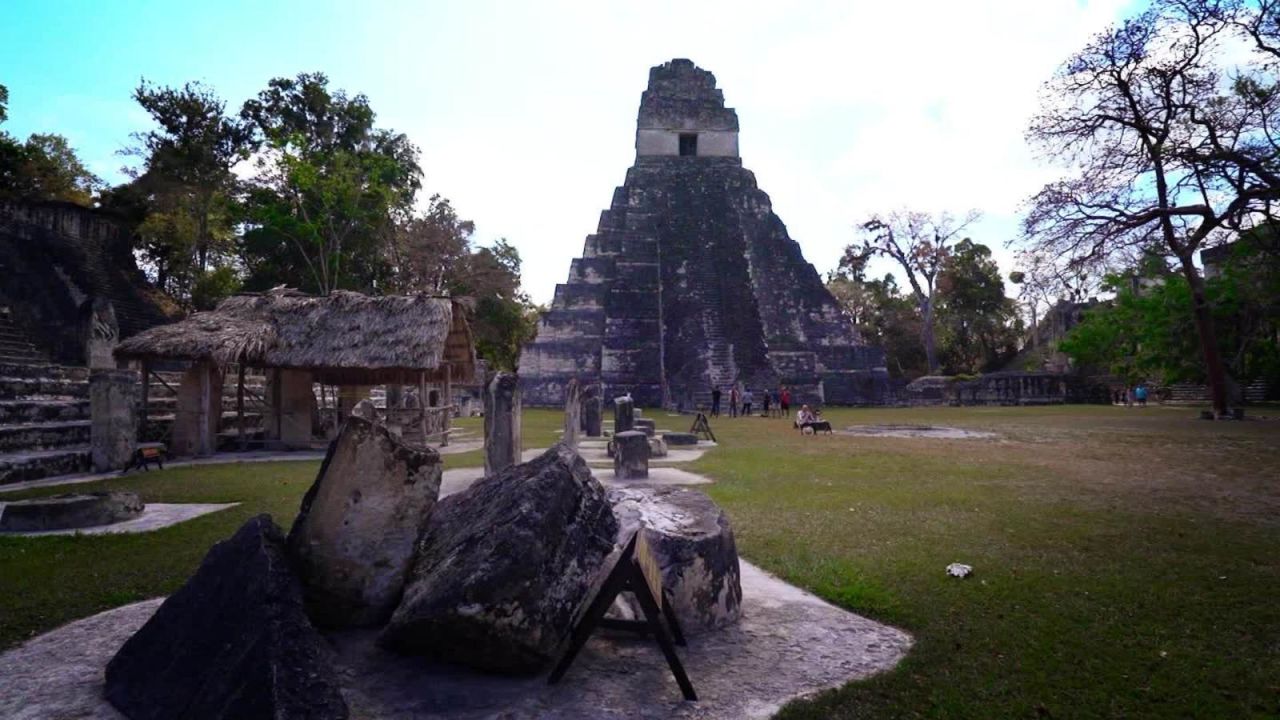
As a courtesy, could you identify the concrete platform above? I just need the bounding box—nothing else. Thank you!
[0,563,911,720]
[0,503,239,537]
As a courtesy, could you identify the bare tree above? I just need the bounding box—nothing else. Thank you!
[1021,2,1280,415]
[847,210,980,374]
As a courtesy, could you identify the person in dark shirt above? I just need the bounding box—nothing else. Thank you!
[711,387,722,416]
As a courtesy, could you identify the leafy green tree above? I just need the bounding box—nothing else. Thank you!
[1022,1,1280,413]
[386,198,536,369]
[1061,235,1280,393]
[936,239,1021,373]
[846,209,980,373]
[1,86,103,205]
[129,81,253,275]
[827,269,930,378]
[239,73,421,294]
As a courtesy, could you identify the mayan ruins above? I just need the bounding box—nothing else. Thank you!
[519,59,889,410]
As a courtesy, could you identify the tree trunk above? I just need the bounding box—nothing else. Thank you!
[920,300,939,374]
[1178,256,1230,415]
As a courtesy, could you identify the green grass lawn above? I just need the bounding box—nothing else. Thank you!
[2,405,1278,718]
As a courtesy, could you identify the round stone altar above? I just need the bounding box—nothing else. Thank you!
[842,424,997,440]
[609,485,742,634]
[0,492,145,533]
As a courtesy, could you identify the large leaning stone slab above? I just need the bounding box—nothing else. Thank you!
[610,486,743,634]
[382,443,618,674]
[287,415,442,628]
[104,514,348,720]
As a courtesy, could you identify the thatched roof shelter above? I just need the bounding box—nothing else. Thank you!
[116,289,476,385]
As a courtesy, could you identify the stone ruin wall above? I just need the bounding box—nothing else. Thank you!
[0,200,171,365]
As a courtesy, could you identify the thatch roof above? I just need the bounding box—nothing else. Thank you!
[116,289,476,385]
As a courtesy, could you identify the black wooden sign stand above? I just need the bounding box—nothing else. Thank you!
[548,532,697,701]
[690,413,716,443]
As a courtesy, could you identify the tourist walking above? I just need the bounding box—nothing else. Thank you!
[780,386,791,417]
[1135,384,1148,407]
[761,390,771,416]
[729,385,740,418]
[742,388,754,417]
[711,387,722,417]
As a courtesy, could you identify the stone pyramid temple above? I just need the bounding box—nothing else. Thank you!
[519,59,888,409]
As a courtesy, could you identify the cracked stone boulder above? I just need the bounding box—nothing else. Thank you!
[105,514,349,720]
[287,415,442,628]
[609,486,742,634]
[382,443,618,674]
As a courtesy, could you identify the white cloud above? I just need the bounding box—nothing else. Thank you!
[377,0,1133,303]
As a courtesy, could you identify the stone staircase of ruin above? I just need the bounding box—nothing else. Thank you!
[0,313,48,366]
[0,362,269,485]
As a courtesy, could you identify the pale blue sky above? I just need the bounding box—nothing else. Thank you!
[1,0,1138,303]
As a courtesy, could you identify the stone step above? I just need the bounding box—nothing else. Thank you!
[0,398,90,425]
[0,446,90,485]
[0,419,91,452]
[0,363,90,382]
[0,343,41,357]
[0,353,46,366]
[0,377,90,400]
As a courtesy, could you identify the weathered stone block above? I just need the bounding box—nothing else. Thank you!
[287,416,442,628]
[562,377,581,448]
[580,382,603,437]
[634,417,656,437]
[613,430,649,480]
[648,435,668,457]
[610,486,743,634]
[90,368,137,473]
[613,395,634,433]
[382,444,617,674]
[105,515,348,720]
[83,298,119,369]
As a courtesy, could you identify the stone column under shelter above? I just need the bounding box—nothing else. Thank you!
[90,368,138,472]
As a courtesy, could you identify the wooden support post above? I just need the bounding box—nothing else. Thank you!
[319,383,328,437]
[139,359,150,442]
[419,371,428,442]
[272,368,282,443]
[442,364,452,447]
[237,364,247,452]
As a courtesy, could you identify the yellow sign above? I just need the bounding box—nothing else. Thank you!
[634,531,664,604]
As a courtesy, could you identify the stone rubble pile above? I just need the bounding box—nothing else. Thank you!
[103,397,741,719]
